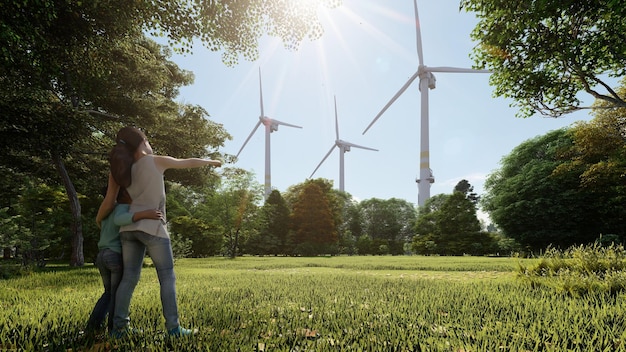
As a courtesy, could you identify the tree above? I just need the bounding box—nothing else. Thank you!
[413,183,484,256]
[482,129,612,251]
[554,91,626,238]
[14,183,72,266]
[169,216,222,257]
[290,180,337,255]
[454,179,480,204]
[210,168,263,258]
[360,198,416,255]
[338,199,363,255]
[436,192,483,255]
[411,194,449,254]
[255,190,291,255]
[460,0,626,118]
[0,208,20,259]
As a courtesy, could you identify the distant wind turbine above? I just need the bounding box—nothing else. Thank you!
[362,0,490,206]
[310,96,378,192]
[237,68,302,199]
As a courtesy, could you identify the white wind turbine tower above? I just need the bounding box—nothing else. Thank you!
[310,96,378,192]
[236,68,302,200]
[362,0,490,207]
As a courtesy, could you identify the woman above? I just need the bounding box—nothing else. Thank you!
[104,126,221,338]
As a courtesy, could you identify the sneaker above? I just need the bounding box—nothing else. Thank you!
[167,326,198,337]
[110,326,143,339]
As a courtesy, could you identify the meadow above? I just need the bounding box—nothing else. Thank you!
[1,255,625,351]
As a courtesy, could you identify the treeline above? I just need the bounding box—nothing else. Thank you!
[1,170,509,263]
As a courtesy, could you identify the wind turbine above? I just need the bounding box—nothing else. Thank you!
[362,0,490,207]
[310,96,378,192]
[237,68,302,200]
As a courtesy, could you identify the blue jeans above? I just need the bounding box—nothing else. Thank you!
[87,248,123,332]
[113,231,180,331]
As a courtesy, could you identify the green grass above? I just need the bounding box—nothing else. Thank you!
[1,256,625,351]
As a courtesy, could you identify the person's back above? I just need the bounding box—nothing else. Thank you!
[120,154,167,238]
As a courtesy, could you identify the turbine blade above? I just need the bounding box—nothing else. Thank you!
[334,95,340,140]
[271,118,303,129]
[427,66,492,73]
[343,141,378,152]
[259,68,264,117]
[414,0,424,66]
[310,145,336,178]
[362,71,420,134]
[236,120,262,157]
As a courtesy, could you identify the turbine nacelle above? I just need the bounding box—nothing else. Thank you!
[417,67,437,91]
[260,116,302,133]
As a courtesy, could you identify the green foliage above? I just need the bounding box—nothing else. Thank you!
[290,180,337,254]
[0,208,20,256]
[14,183,73,266]
[360,198,416,255]
[170,233,193,260]
[169,216,222,257]
[519,243,626,296]
[249,190,291,255]
[460,0,626,117]
[4,257,626,351]
[554,92,626,238]
[483,129,612,250]
[413,181,489,255]
[0,260,33,280]
[213,168,264,258]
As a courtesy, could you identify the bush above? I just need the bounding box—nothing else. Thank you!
[518,243,626,296]
[0,260,34,280]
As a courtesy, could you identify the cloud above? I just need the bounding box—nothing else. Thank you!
[439,172,488,189]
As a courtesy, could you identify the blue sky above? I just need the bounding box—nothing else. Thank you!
[165,0,599,209]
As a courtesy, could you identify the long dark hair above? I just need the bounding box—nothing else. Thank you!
[109,127,146,188]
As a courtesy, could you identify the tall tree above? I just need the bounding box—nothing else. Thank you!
[360,198,416,255]
[290,180,337,255]
[413,185,483,256]
[460,0,626,118]
[210,168,263,258]
[260,190,291,255]
[338,198,363,255]
[436,192,482,255]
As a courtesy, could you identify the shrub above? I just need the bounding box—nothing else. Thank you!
[518,243,626,296]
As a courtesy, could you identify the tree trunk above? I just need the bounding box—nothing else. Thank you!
[52,153,84,266]
[229,229,239,259]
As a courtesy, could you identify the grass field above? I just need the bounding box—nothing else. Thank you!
[1,256,625,351]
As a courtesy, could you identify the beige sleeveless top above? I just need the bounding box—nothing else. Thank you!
[120,155,168,238]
